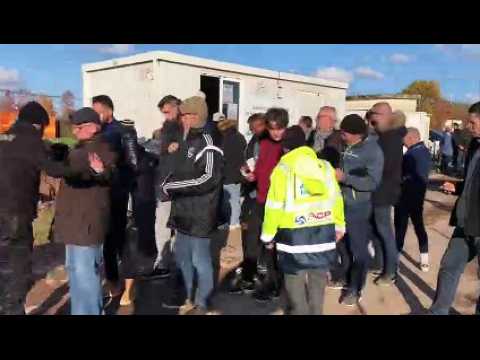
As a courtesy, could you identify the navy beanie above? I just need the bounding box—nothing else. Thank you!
[340,114,367,135]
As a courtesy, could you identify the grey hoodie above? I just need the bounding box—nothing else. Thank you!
[340,136,384,206]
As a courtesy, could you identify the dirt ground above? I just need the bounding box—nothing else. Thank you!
[16,177,480,315]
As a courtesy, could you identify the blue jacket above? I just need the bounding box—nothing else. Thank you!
[440,132,454,156]
[402,142,432,193]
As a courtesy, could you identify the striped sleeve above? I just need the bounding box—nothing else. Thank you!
[163,134,223,196]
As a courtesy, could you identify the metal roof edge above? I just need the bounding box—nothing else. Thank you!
[346,94,421,100]
[82,50,349,90]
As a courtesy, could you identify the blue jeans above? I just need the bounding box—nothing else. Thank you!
[441,155,453,175]
[174,232,214,308]
[222,183,242,226]
[345,201,372,296]
[65,245,103,315]
[430,228,480,315]
[370,205,398,278]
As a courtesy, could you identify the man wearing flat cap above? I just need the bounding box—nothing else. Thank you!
[54,107,117,315]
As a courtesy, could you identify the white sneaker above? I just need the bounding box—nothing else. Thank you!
[420,253,429,272]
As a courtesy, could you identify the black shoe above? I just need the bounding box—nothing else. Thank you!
[253,287,273,303]
[374,275,396,287]
[368,268,383,276]
[140,268,171,280]
[229,268,245,295]
[327,279,347,290]
[340,292,361,307]
[252,278,276,303]
[271,287,281,299]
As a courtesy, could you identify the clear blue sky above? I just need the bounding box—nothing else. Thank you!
[1,44,479,107]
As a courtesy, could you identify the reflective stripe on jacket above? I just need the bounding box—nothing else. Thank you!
[260,146,345,271]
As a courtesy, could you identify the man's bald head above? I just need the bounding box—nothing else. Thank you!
[369,102,393,132]
[403,127,421,148]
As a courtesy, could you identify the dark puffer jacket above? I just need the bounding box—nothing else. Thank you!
[163,129,224,238]
[0,121,79,219]
[217,119,247,185]
[372,126,407,206]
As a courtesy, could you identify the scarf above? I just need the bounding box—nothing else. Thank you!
[313,130,333,153]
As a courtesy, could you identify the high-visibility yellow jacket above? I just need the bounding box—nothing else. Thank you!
[260,146,345,273]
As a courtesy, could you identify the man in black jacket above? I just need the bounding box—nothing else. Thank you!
[367,102,407,286]
[147,95,184,280]
[92,95,133,298]
[217,117,247,229]
[229,113,266,294]
[0,102,90,315]
[429,102,480,315]
[162,95,224,315]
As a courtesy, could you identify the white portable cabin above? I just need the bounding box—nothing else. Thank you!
[82,51,348,138]
[346,95,431,142]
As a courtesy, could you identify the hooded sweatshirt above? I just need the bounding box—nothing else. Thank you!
[254,137,283,204]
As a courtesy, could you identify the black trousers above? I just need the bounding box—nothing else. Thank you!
[394,190,429,254]
[242,201,263,282]
[330,239,351,283]
[104,189,129,283]
[132,199,157,258]
[0,211,33,315]
[242,202,280,287]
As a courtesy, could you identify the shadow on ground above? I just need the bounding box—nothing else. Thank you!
[396,252,461,315]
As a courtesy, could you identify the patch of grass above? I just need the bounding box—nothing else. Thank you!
[48,137,78,149]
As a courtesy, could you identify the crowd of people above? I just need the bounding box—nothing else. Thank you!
[1,92,480,315]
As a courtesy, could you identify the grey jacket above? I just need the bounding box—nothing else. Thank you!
[340,136,384,206]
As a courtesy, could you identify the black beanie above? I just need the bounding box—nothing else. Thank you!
[18,101,49,126]
[340,114,367,135]
[282,125,306,151]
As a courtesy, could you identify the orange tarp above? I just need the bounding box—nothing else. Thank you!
[0,111,56,139]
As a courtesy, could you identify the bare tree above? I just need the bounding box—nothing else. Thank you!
[36,95,55,115]
[0,90,16,112]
